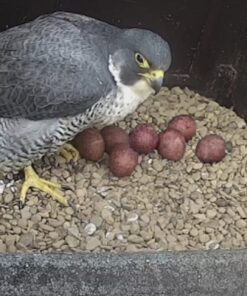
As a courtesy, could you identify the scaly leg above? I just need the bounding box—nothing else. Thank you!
[58,143,80,162]
[19,166,68,208]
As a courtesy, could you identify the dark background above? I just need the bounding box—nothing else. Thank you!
[0,0,247,119]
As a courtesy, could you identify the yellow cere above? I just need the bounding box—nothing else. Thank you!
[138,69,164,81]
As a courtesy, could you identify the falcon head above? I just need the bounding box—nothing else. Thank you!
[109,28,172,96]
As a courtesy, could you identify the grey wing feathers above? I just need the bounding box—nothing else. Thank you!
[0,12,116,120]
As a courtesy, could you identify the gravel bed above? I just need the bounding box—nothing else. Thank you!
[0,86,247,253]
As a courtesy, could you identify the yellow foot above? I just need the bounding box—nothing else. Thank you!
[19,166,68,208]
[58,143,80,162]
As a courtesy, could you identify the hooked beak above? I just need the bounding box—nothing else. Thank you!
[138,69,164,95]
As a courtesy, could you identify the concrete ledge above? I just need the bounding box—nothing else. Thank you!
[0,249,247,296]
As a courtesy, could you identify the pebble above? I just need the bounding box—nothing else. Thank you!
[65,207,74,215]
[95,201,108,212]
[49,217,65,227]
[206,209,217,219]
[5,235,17,247]
[236,206,246,218]
[139,175,151,184]
[84,223,97,235]
[75,188,87,198]
[86,237,101,251]
[176,219,184,230]
[18,218,28,229]
[215,198,228,207]
[194,214,207,221]
[20,207,32,220]
[126,244,139,252]
[39,224,54,232]
[130,222,140,234]
[140,214,150,224]
[0,181,5,194]
[49,232,59,240]
[106,232,115,241]
[68,226,80,238]
[199,233,210,243]
[18,232,33,247]
[190,228,198,237]
[117,234,124,241]
[0,240,6,252]
[63,222,71,230]
[3,214,13,220]
[140,231,153,241]
[39,210,50,218]
[128,235,143,244]
[3,192,13,203]
[0,225,6,235]
[31,214,42,224]
[52,240,65,249]
[90,216,103,227]
[166,234,177,244]
[101,208,114,225]
[227,208,236,218]
[235,219,247,229]
[127,213,139,222]
[65,235,80,248]
[152,160,163,172]
[225,141,233,153]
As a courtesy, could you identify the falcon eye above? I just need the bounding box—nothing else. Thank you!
[135,53,150,69]
[136,53,144,64]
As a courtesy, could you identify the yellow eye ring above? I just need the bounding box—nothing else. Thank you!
[135,53,150,69]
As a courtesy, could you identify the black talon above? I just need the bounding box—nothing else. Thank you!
[18,200,25,210]
[62,185,73,191]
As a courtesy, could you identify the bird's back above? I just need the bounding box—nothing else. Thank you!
[0,12,120,172]
[0,12,118,120]
[0,12,118,56]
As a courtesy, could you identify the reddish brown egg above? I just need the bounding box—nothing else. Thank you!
[195,134,226,163]
[168,114,196,141]
[101,125,129,153]
[109,145,138,177]
[158,128,186,161]
[129,123,159,154]
[72,128,105,161]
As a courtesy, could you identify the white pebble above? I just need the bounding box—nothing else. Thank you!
[106,232,115,240]
[206,240,220,250]
[84,223,97,235]
[127,213,139,222]
[104,205,115,211]
[6,180,14,188]
[117,234,124,241]
[0,181,5,194]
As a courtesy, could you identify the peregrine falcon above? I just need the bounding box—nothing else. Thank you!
[0,12,172,207]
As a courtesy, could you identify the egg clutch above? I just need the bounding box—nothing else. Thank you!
[71,114,226,177]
